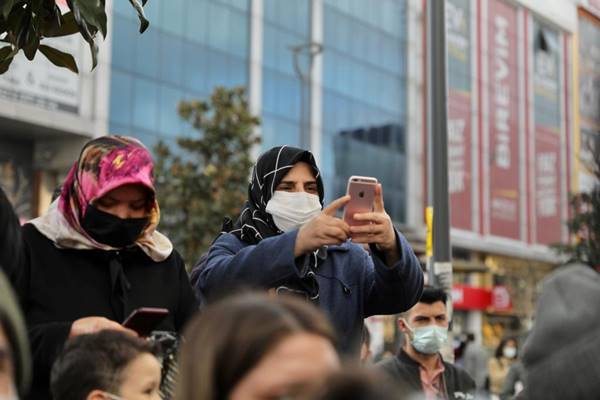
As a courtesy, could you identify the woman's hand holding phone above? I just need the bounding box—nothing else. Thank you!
[349,184,399,265]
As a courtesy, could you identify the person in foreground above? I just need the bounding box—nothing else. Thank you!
[376,287,475,400]
[0,270,31,400]
[195,145,424,352]
[50,330,161,400]
[1,135,198,399]
[175,292,341,400]
[519,263,600,400]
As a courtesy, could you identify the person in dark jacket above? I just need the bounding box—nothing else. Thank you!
[1,136,198,400]
[195,145,424,352]
[376,287,475,400]
[0,270,31,399]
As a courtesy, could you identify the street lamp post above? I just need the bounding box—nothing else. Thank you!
[427,1,453,304]
[289,42,323,150]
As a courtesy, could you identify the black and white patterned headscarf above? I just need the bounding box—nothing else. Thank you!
[224,145,324,245]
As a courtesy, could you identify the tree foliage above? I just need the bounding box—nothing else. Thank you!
[554,138,600,270]
[154,86,260,267]
[0,0,150,74]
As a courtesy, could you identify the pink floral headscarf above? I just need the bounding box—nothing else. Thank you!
[30,135,172,261]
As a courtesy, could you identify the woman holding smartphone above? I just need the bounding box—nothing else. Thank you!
[194,145,424,354]
[1,136,198,400]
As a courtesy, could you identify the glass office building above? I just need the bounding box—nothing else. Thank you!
[108,0,408,222]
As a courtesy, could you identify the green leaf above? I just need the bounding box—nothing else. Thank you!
[88,39,98,69]
[0,50,16,74]
[42,11,79,37]
[39,44,78,73]
[0,45,13,61]
[128,0,149,33]
[68,0,107,38]
[23,31,39,60]
[2,0,18,20]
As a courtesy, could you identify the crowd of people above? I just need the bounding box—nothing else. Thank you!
[0,135,598,400]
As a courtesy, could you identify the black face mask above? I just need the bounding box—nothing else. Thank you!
[81,204,149,248]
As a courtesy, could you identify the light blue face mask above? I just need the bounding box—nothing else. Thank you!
[405,323,448,355]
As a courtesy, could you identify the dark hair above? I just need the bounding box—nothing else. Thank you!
[312,368,412,400]
[419,286,448,305]
[50,330,160,400]
[176,293,337,400]
[495,337,518,359]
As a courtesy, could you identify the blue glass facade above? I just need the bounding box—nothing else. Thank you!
[109,0,408,222]
[321,0,408,222]
[261,0,311,148]
[109,0,249,148]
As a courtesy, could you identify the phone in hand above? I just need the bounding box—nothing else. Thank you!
[122,307,169,336]
[343,176,378,226]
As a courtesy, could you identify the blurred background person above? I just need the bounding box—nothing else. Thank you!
[499,359,526,400]
[520,263,600,400]
[460,332,488,393]
[488,337,518,399]
[176,292,340,400]
[50,330,162,400]
[1,136,197,399]
[0,271,31,400]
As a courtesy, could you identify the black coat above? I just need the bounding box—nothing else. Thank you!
[376,349,476,400]
[5,223,198,400]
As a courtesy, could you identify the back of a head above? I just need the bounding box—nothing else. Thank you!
[311,368,417,400]
[521,263,600,399]
[176,293,336,400]
[50,330,159,400]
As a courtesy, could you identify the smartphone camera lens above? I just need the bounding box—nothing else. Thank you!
[359,191,364,198]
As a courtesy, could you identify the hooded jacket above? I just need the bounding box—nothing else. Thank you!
[520,263,600,400]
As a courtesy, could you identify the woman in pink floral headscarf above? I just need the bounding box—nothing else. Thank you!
[3,135,198,400]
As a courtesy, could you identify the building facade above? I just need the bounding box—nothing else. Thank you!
[0,0,598,351]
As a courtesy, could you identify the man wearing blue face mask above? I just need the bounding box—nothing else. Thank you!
[376,287,475,399]
[194,145,424,353]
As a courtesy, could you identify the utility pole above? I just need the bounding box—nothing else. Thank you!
[426,1,453,307]
[290,42,323,150]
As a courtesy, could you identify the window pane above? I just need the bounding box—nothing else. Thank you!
[186,0,208,44]
[161,0,186,36]
[208,3,230,52]
[160,34,184,86]
[111,15,136,71]
[135,27,159,79]
[230,10,249,58]
[183,42,208,93]
[133,78,159,132]
[158,85,184,137]
[109,70,132,126]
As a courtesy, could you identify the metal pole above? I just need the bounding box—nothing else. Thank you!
[427,1,453,297]
[290,43,323,150]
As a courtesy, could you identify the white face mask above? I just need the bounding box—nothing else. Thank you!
[265,191,322,232]
[403,320,448,355]
[503,346,517,359]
